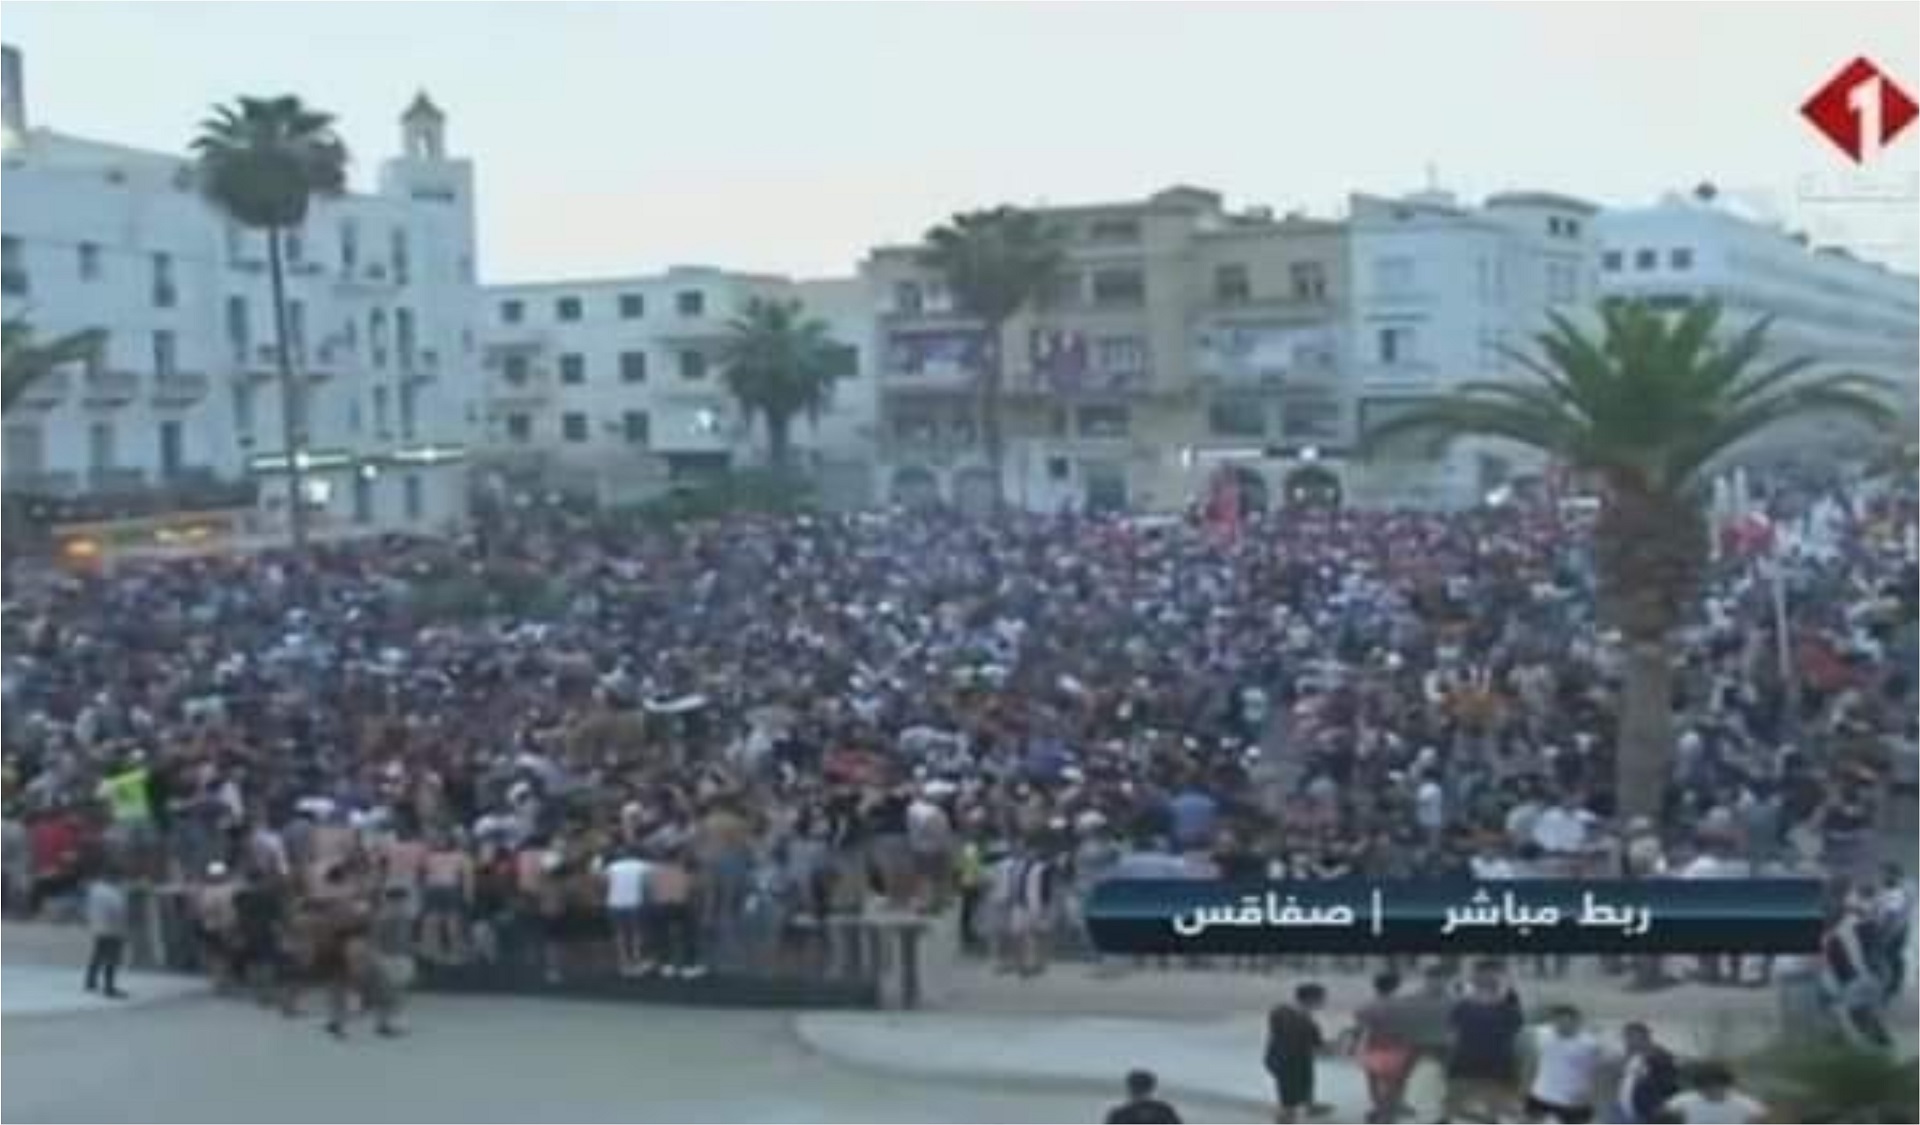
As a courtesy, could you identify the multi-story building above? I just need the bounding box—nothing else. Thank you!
[0,45,478,537]
[1596,189,1920,451]
[1342,189,1601,508]
[868,184,1595,514]
[476,269,875,507]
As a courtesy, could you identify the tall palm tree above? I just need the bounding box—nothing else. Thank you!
[2,315,104,414]
[1364,298,1895,822]
[919,206,1063,511]
[717,297,847,473]
[191,95,348,550]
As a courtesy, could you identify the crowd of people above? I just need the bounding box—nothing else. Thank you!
[2,473,1914,1061]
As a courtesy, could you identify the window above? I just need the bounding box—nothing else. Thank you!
[1208,396,1267,438]
[370,308,389,360]
[502,354,530,383]
[78,242,102,280]
[1373,256,1415,295]
[151,253,176,307]
[1281,397,1343,441]
[620,351,648,383]
[231,384,256,436]
[88,421,115,471]
[340,220,359,272]
[1046,456,1071,482]
[1091,268,1145,307]
[893,281,924,315]
[676,290,705,316]
[499,299,525,324]
[403,474,423,520]
[618,293,645,319]
[559,353,586,384]
[555,296,583,322]
[679,349,707,379]
[1075,404,1130,438]
[1669,248,1694,270]
[0,235,22,295]
[1602,250,1623,272]
[505,413,533,444]
[1290,262,1328,301]
[1377,325,1417,364]
[158,420,184,477]
[372,386,390,434]
[390,229,410,285]
[1087,217,1141,242]
[353,471,373,524]
[225,296,250,358]
[1634,248,1657,271]
[285,230,304,263]
[1039,272,1081,309]
[1095,336,1147,375]
[562,412,590,442]
[623,410,650,446]
[1564,218,1581,238]
[288,300,306,360]
[152,330,177,377]
[399,383,417,440]
[395,308,415,368]
[1214,264,1251,304]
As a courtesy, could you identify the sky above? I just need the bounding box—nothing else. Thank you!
[3,2,1917,281]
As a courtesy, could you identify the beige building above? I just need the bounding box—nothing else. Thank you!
[866,185,1353,514]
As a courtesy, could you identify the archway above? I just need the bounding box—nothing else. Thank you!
[890,465,940,509]
[1283,464,1342,509]
[952,467,998,517]
[1209,464,1270,519]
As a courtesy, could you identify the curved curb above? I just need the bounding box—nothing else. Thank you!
[790,1011,1281,1117]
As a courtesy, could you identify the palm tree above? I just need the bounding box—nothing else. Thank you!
[919,206,1063,511]
[1363,298,1895,822]
[2,315,104,414]
[191,95,348,550]
[717,298,847,474]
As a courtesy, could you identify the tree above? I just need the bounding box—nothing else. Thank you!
[2,316,103,414]
[1363,298,1895,822]
[191,95,348,551]
[717,297,846,473]
[919,206,1063,511]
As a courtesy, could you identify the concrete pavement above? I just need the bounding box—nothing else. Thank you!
[2,962,207,1016]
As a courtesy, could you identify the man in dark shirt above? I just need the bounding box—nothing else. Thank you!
[1104,1068,1182,1124]
[1265,982,1328,1124]
[1444,960,1523,1124]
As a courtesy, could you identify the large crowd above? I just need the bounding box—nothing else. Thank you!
[3,477,1915,1051]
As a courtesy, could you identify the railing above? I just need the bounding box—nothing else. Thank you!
[152,371,210,405]
[15,370,72,407]
[86,467,148,493]
[82,370,140,405]
[3,469,80,496]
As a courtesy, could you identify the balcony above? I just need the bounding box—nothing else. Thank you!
[492,367,554,407]
[14,371,72,409]
[401,349,438,383]
[334,261,398,293]
[87,467,148,493]
[151,371,211,406]
[4,470,80,497]
[82,370,141,406]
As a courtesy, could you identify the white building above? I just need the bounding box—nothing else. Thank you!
[477,269,876,507]
[1596,190,1920,450]
[0,45,479,537]
[1343,188,1601,508]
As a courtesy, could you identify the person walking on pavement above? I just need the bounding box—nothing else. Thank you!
[82,865,130,999]
[1266,982,1330,1124]
[1105,1068,1182,1124]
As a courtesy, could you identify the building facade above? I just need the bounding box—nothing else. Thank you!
[475,269,876,508]
[1596,190,1920,452]
[868,184,1598,514]
[0,46,478,538]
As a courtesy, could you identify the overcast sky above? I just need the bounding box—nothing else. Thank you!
[5,2,1916,280]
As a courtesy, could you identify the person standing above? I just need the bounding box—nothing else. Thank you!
[1615,1022,1680,1125]
[1443,960,1523,1124]
[1523,1005,1606,1124]
[1105,1068,1182,1124]
[1265,982,1328,1124]
[1353,971,1417,1124]
[82,866,130,999]
[601,848,651,975]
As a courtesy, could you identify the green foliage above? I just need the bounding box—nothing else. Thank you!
[1748,1041,1918,1124]
[191,96,348,230]
[2,316,105,414]
[718,298,849,470]
[917,206,1065,325]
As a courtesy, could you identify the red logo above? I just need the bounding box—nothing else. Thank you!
[1801,57,1918,164]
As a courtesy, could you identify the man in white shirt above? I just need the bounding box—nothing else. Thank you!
[1661,1061,1765,1124]
[1531,798,1589,858]
[601,850,651,976]
[1524,1005,1607,1123]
